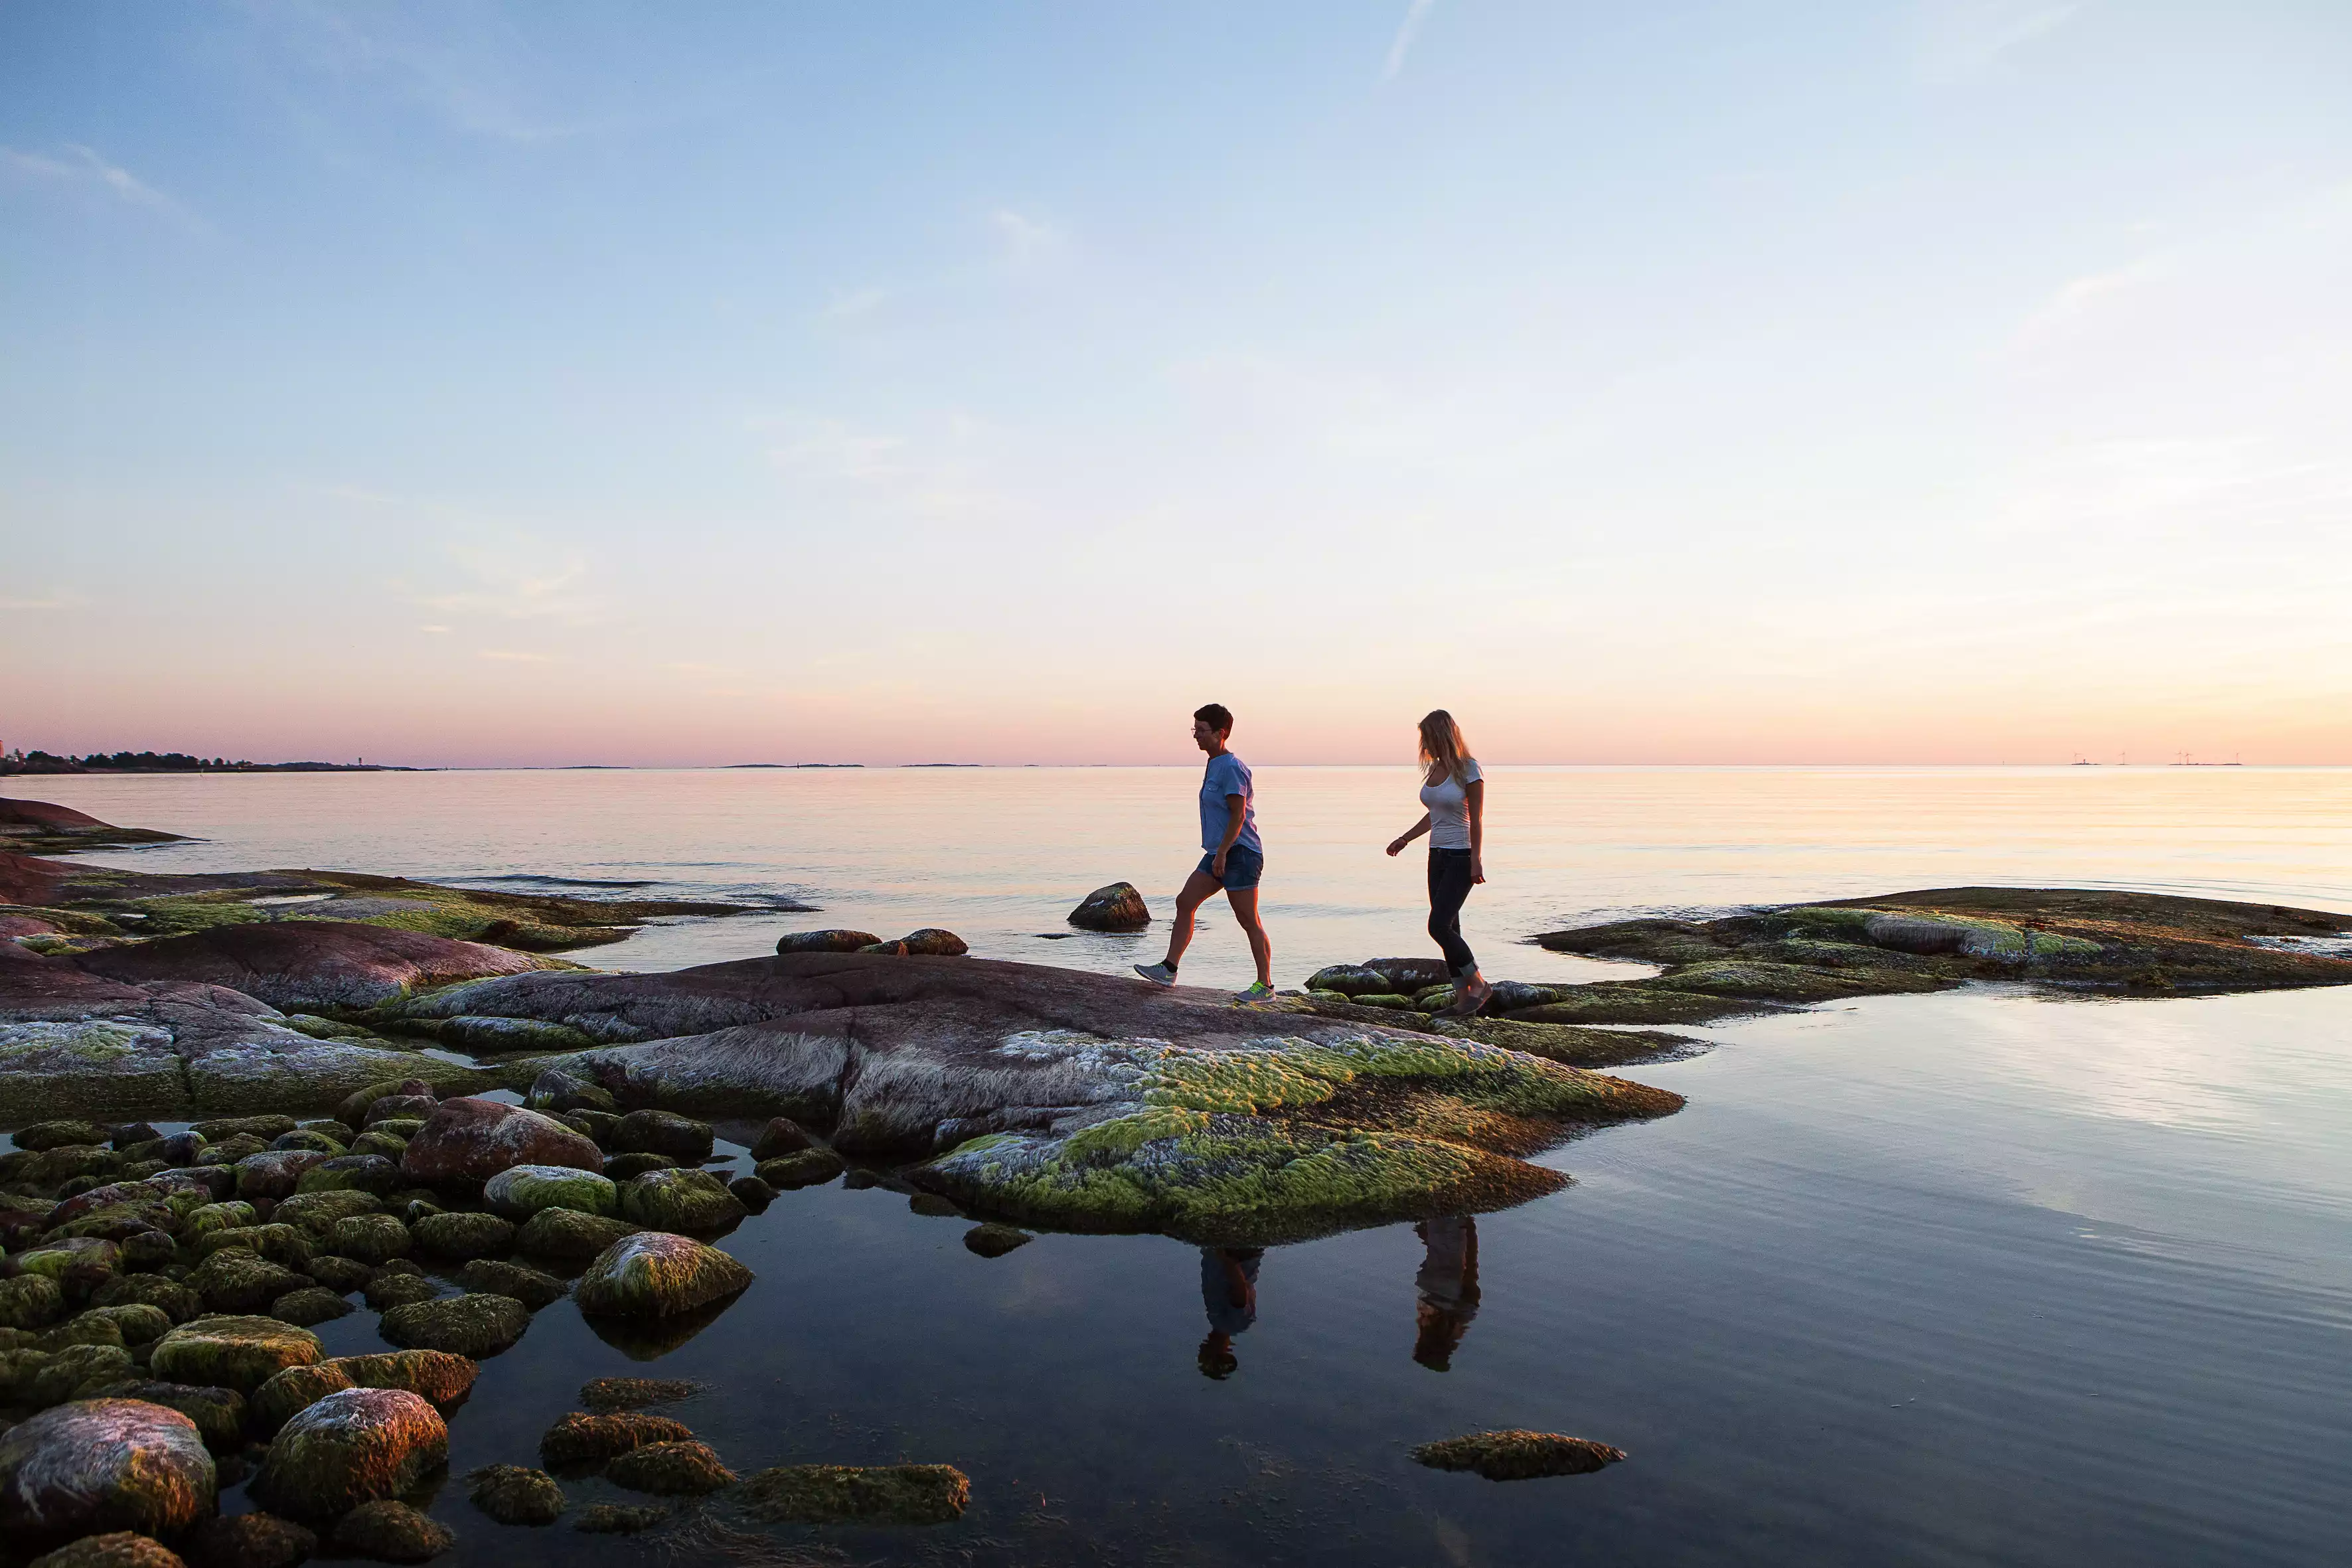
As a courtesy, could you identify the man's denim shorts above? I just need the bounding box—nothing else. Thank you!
[1198,844,1263,890]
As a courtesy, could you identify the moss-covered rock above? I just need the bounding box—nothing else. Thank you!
[29,1533,189,1568]
[16,1120,117,1151]
[80,1381,246,1450]
[195,1225,311,1271]
[617,1170,744,1233]
[522,1067,615,1116]
[573,1233,751,1320]
[570,1503,665,1533]
[408,1212,512,1261]
[249,1387,447,1521]
[455,1259,565,1310]
[232,1152,332,1204]
[188,1250,309,1316]
[250,1364,360,1437]
[329,1350,479,1410]
[605,1441,732,1495]
[0,1273,66,1330]
[330,1500,452,1563]
[538,1411,693,1469]
[269,1289,353,1328]
[963,1223,1032,1258]
[270,1191,379,1239]
[181,1203,258,1241]
[149,1316,321,1392]
[398,1100,601,1188]
[88,1275,202,1325]
[85,1303,174,1346]
[467,1464,563,1526]
[578,1377,698,1413]
[360,1272,437,1312]
[1409,1429,1626,1479]
[18,1235,121,1282]
[512,1208,634,1262]
[37,1314,127,1352]
[608,1111,712,1162]
[299,1256,371,1295]
[347,1133,410,1163]
[598,1153,672,1182]
[481,1166,615,1221]
[378,1294,529,1358]
[327,1215,410,1267]
[181,1512,316,1568]
[19,1342,137,1407]
[0,1398,217,1544]
[293,1156,400,1198]
[738,1463,970,1526]
[268,1131,347,1158]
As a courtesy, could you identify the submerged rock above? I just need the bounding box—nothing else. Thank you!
[0,1398,218,1544]
[399,1100,601,1188]
[739,1462,970,1526]
[570,1503,665,1533]
[573,1233,752,1319]
[149,1316,321,1392]
[29,1533,189,1568]
[1067,882,1151,932]
[331,1500,452,1563]
[538,1411,693,1468]
[467,1464,563,1526]
[249,1387,447,1520]
[578,1377,699,1413]
[182,1512,316,1568]
[1410,1429,1626,1480]
[605,1441,732,1495]
[378,1294,530,1358]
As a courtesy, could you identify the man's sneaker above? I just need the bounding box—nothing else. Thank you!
[1233,980,1275,1002]
[1135,962,1178,986]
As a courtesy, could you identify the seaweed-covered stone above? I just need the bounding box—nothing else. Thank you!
[361,1272,437,1312]
[86,1304,174,1346]
[907,1194,963,1218]
[963,1223,1032,1258]
[0,1398,217,1543]
[15,1121,110,1152]
[196,1225,312,1272]
[408,1212,512,1261]
[118,1231,181,1272]
[193,1117,297,1143]
[338,1081,435,1131]
[189,1249,309,1315]
[574,1234,751,1319]
[272,1191,380,1240]
[38,1314,126,1352]
[745,1118,814,1161]
[726,1177,774,1214]
[28,1534,188,1568]
[753,1149,844,1189]
[512,1208,634,1262]
[522,1069,613,1116]
[18,1236,120,1281]
[570,1504,665,1534]
[617,1170,743,1233]
[19,1343,139,1407]
[233,1152,331,1204]
[149,1316,321,1393]
[300,1256,371,1294]
[378,1294,529,1358]
[331,1500,452,1563]
[538,1411,693,1468]
[250,1365,357,1437]
[89,1276,202,1325]
[456,1259,566,1310]
[0,1274,66,1330]
[599,1154,672,1182]
[183,1512,316,1568]
[400,1100,600,1187]
[270,1289,353,1328]
[79,1381,246,1450]
[468,1464,564,1526]
[327,1216,411,1267]
[329,1351,479,1410]
[1067,882,1150,931]
[1409,1429,1625,1479]
[270,1131,347,1158]
[608,1111,712,1163]
[348,1133,410,1164]
[481,1166,615,1221]
[183,1204,258,1241]
[293,1157,399,1198]
[250,1387,447,1520]
[605,1441,732,1495]
[578,1377,698,1413]
[739,1463,970,1526]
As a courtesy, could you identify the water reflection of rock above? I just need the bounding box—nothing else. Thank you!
[580,1294,743,1361]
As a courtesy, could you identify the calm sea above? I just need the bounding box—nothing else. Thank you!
[27,767,2352,1565]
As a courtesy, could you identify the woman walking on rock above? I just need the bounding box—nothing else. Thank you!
[1385,710,1491,1015]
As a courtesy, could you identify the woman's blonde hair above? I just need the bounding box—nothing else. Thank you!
[1418,710,1476,785]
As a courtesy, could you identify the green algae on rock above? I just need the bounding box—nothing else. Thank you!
[482,1164,615,1221]
[513,1207,635,1261]
[27,1533,189,1568]
[604,1440,734,1495]
[0,1398,218,1545]
[963,1223,1032,1258]
[1410,1429,1626,1480]
[378,1294,530,1358]
[182,1512,316,1568]
[538,1411,694,1469]
[82,1381,248,1451]
[408,1210,514,1261]
[249,1387,447,1521]
[330,1499,453,1563]
[573,1232,752,1319]
[150,1316,321,1392]
[617,1168,744,1232]
[739,1462,971,1526]
[457,1259,566,1310]
[468,1464,564,1526]
[570,1503,665,1534]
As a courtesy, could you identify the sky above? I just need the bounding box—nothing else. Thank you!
[3,1,2349,767]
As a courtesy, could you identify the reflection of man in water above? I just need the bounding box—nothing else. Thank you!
[1413,1216,1480,1371]
[1197,1245,1263,1379]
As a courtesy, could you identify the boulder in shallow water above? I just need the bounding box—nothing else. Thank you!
[753,1148,844,1189]
[181,1512,316,1568]
[189,1249,309,1316]
[0,1398,217,1544]
[249,1387,447,1521]
[398,1100,601,1188]
[88,1275,201,1325]
[538,1411,693,1469]
[467,1464,563,1526]
[513,1207,635,1261]
[745,1117,813,1160]
[327,1215,410,1267]
[0,1274,66,1330]
[522,1069,612,1116]
[573,1233,751,1320]
[270,1289,353,1329]
[773,929,879,954]
[80,1381,246,1451]
[570,1503,665,1533]
[617,1169,744,1232]
[330,1500,452,1563]
[408,1210,513,1260]
[1067,882,1150,932]
[605,1441,732,1495]
[29,1534,188,1568]
[608,1110,712,1162]
[149,1315,321,1393]
[738,1462,970,1526]
[294,1156,400,1198]
[859,927,967,957]
[483,1165,615,1221]
[250,1364,360,1438]
[1409,1429,1626,1480]
[578,1376,698,1413]
[232,1152,333,1204]
[378,1294,529,1358]
[457,1259,566,1310]
[963,1223,1032,1258]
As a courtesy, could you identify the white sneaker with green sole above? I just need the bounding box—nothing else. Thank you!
[1134,962,1178,986]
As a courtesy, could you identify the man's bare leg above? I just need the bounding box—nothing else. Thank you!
[1225,884,1272,988]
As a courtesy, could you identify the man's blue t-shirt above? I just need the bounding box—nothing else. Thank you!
[1200,752,1263,854]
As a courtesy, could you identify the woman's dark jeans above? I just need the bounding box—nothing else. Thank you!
[1428,848,1477,979]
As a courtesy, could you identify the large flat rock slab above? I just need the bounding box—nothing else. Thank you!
[77,921,560,1012]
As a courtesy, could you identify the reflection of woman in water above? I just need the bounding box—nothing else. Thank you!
[1197,1245,1263,1379]
[1413,1216,1480,1370]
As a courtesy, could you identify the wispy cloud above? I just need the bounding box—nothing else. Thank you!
[478,648,554,664]
[1,588,89,611]
[1382,0,1439,82]
[2009,258,2161,352]
[990,208,1066,269]
[1915,1,2080,81]
[1,144,196,224]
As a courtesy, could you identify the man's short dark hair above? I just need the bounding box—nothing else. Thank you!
[1194,703,1233,734]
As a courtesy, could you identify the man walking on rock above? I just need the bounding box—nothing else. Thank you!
[1136,702,1274,1000]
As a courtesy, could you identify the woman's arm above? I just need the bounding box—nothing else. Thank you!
[1387,813,1432,857]
[1466,779,1485,883]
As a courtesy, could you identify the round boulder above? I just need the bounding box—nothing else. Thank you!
[149,1315,321,1393]
[233,1152,333,1204]
[514,1208,636,1262]
[467,1464,563,1526]
[617,1169,744,1233]
[378,1294,530,1358]
[249,1387,447,1522]
[1067,882,1150,931]
[330,1500,451,1563]
[29,1533,189,1568]
[0,1398,217,1545]
[408,1211,513,1261]
[328,1215,412,1267]
[605,1441,733,1496]
[182,1512,315,1568]
[483,1166,615,1221]
[773,929,879,954]
[608,1111,712,1163]
[294,1156,401,1198]
[398,1100,601,1188]
[574,1233,753,1320]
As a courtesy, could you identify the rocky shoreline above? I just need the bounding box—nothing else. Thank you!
[3,797,2346,1565]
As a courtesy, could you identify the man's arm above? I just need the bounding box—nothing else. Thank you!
[1212,794,1245,874]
